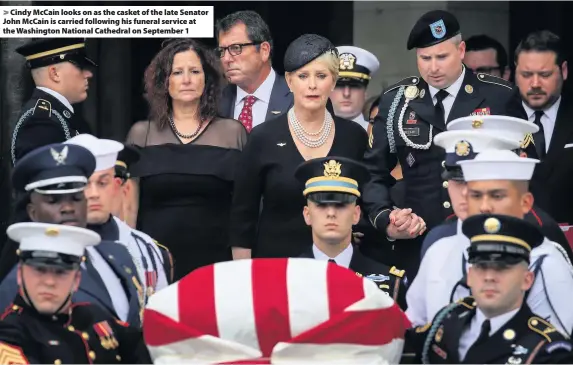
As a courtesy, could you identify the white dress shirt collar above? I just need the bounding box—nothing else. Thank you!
[352,113,369,131]
[522,96,561,122]
[429,65,466,101]
[474,307,521,336]
[37,86,74,113]
[312,243,354,269]
[235,68,276,107]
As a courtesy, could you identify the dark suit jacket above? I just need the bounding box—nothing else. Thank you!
[218,72,335,121]
[530,98,573,226]
[0,241,143,327]
[299,245,407,309]
[218,73,293,122]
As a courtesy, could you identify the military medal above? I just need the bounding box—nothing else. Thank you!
[146,271,157,298]
[94,321,119,350]
[404,85,419,100]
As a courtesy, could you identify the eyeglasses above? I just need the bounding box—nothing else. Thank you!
[215,42,262,58]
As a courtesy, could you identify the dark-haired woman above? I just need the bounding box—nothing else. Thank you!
[126,39,247,281]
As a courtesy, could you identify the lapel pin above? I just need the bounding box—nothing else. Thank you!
[465,85,474,94]
[503,329,516,340]
[271,111,281,115]
[277,142,286,147]
[419,89,426,98]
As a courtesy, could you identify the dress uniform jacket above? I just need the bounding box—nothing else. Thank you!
[299,246,407,309]
[11,88,92,165]
[362,69,523,276]
[404,296,573,364]
[0,241,144,328]
[0,294,151,364]
[112,216,169,298]
[406,219,573,336]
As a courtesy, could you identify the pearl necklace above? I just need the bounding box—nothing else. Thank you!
[169,116,204,139]
[288,108,333,148]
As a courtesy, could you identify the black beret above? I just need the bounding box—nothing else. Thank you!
[12,143,96,194]
[407,10,461,50]
[284,34,338,72]
[295,156,370,204]
[16,38,97,70]
[115,144,141,180]
[462,214,544,265]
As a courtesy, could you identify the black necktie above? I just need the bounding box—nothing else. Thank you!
[435,89,449,127]
[328,259,337,265]
[468,319,491,352]
[533,110,546,159]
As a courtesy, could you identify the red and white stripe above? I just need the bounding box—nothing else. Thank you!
[144,258,409,364]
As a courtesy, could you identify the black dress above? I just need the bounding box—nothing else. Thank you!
[229,114,368,258]
[126,118,247,281]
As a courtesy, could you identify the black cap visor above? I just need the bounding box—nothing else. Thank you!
[308,192,357,204]
[21,251,81,271]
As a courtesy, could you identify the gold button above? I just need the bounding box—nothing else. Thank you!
[443,201,451,209]
[116,355,122,361]
[82,332,89,340]
[67,325,75,332]
[54,360,62,365]
[441,160,446,168]
[531,319,538,326]
[12,305,18,310]
[89,351,96,360]
[442,181,449,188]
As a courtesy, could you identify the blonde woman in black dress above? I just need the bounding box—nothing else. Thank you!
[230,34,367,259]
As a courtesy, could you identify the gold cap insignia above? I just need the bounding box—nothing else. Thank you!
[472,119,483,129]
[323,160,342,178]
[45,228,59,237]
[455,140,471,157]
[404,85,419,100]
[339,53,356,71]
[484,217,501,234]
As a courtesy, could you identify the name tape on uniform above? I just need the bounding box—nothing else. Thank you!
[0,6,213,38]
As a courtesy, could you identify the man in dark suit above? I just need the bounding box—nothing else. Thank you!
[215,11,292,130]
[295,156,407,309]
[362,10,524,280]
[403,214,573,364]
[0,143,144,327]
[514,30,573,227]
[11,38,96,165]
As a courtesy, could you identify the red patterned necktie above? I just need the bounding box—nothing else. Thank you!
[238,95,257,132]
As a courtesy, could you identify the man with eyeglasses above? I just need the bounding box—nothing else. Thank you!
[464,34,511,81]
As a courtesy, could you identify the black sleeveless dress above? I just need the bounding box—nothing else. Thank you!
[127,118,247,281]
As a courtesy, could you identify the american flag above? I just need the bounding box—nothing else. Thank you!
[144,258,410,364]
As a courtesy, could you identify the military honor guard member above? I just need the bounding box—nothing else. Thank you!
[361,10,524,279]
[331,46,380,130]
[0,222,152,364]
[295,156,407,309]
[404,214,573,364]
[0,143,144,327]
[11,38,96,165]
[64,134,169,301]
[114,145,174,285]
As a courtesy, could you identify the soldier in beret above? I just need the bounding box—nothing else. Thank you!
[0,222,151,364]
[296,157,407,309]
[331,46,380,130]
[361,10,525,280]
[404,214,573,364]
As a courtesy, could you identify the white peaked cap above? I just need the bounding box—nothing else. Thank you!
[447,115,539,146]
[337,46,380,76]
[434,130,520,152]
[64,134,124,172]
[458,149,540,182]
[143,258,410,365]
[7,222,100,258]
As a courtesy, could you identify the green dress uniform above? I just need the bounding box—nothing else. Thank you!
[403,214,573,364]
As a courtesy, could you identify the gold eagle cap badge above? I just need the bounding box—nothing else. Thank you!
[455,140,471,157]
[484,217,501,234]
[324,160,342,178]
[339,53,356,71]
